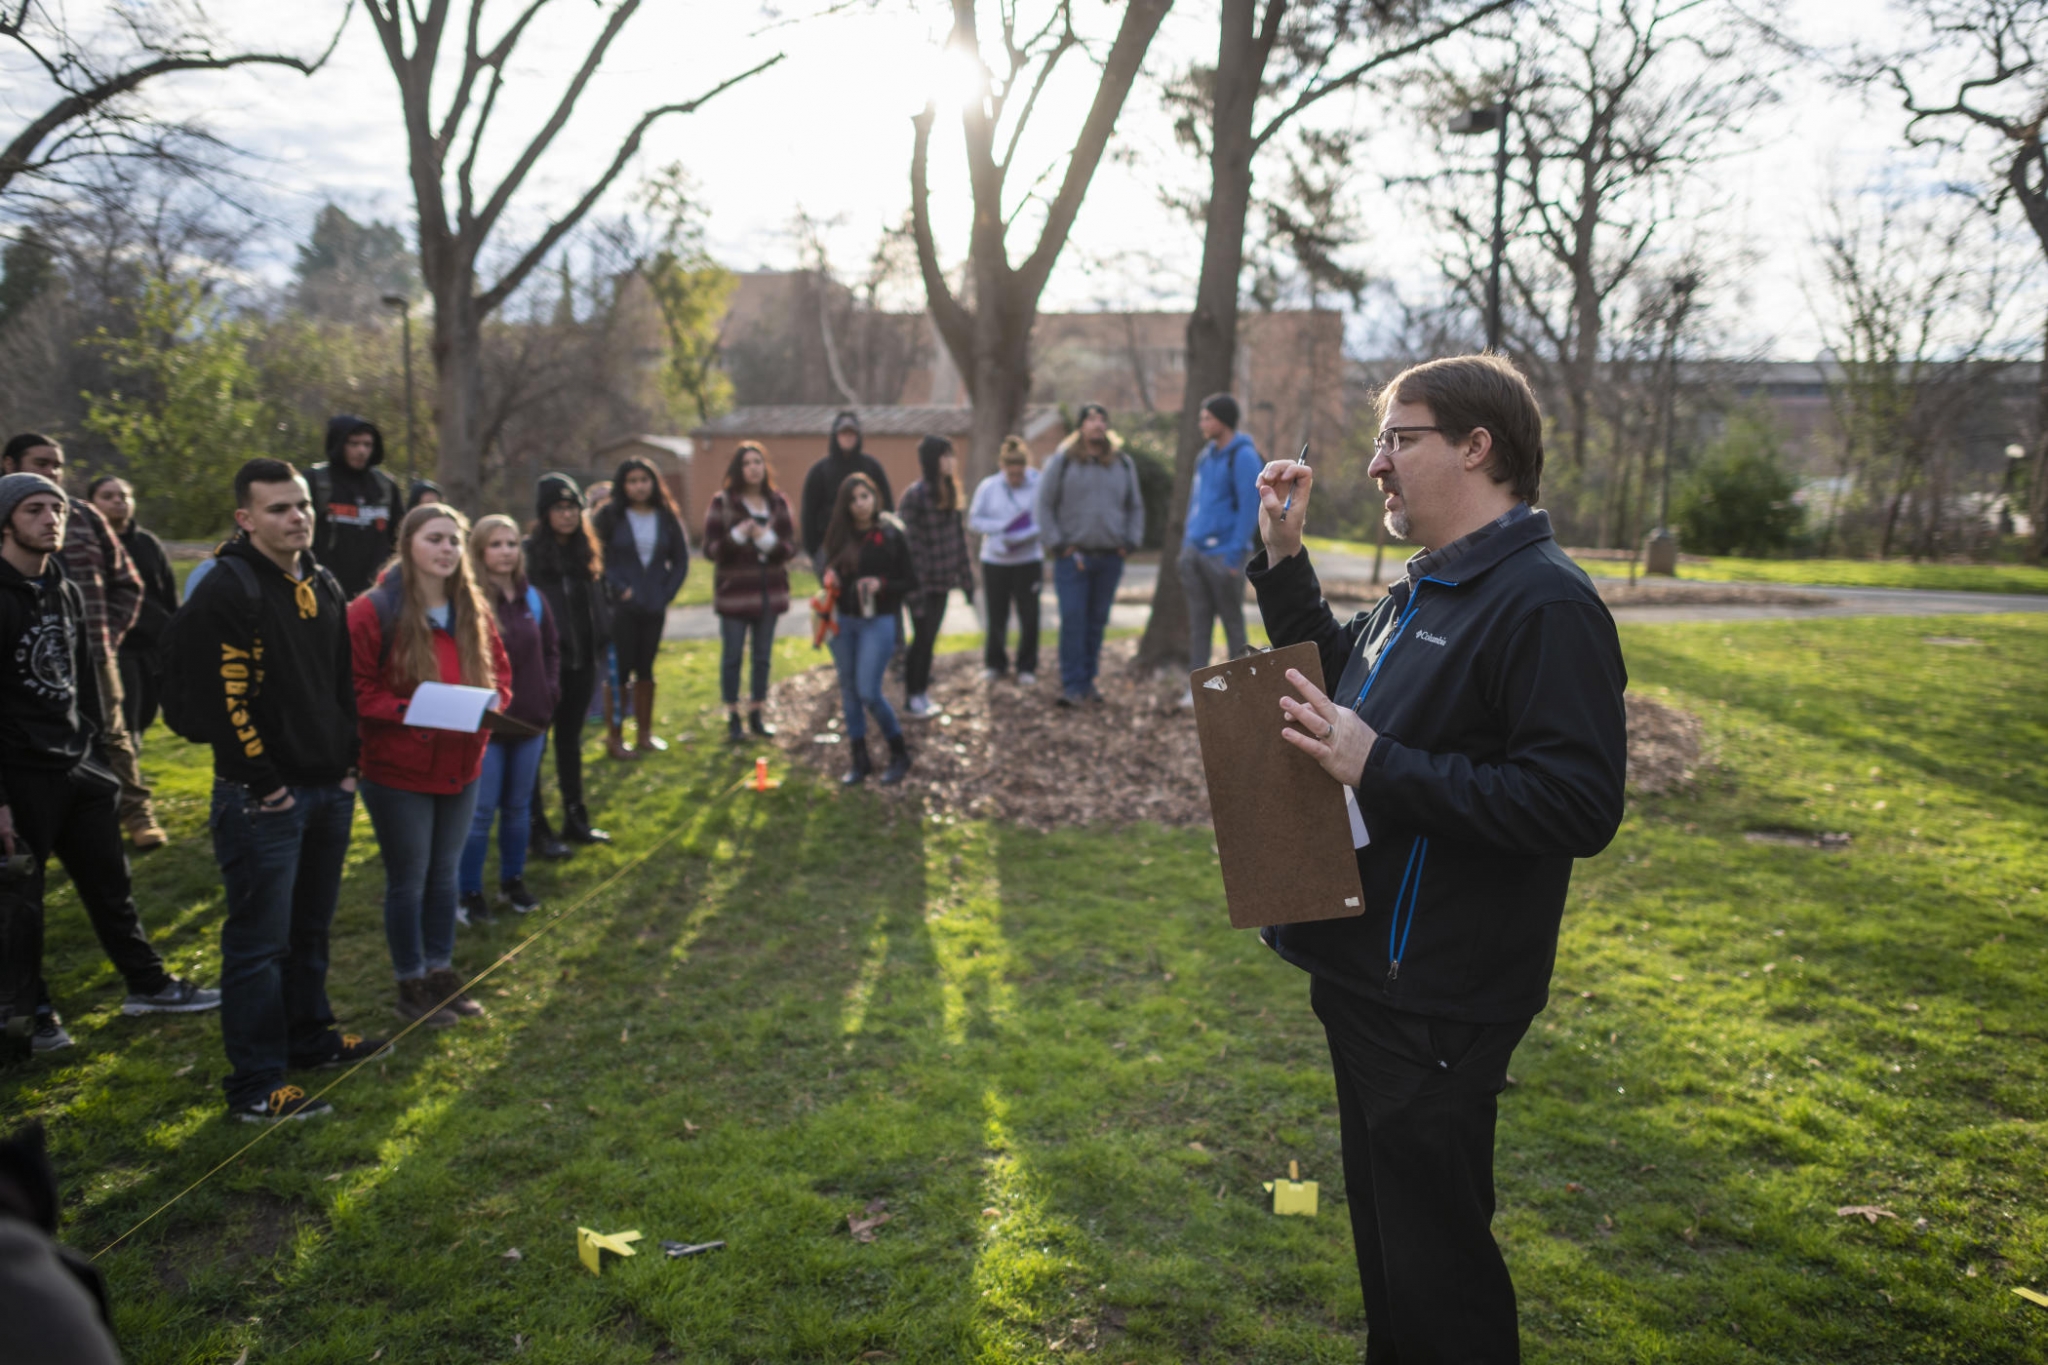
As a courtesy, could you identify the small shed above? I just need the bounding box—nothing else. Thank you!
[686,405,1065,544]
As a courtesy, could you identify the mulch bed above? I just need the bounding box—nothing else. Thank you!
[768,641,1705,828]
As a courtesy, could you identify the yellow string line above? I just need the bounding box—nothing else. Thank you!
[90,771,757,1263]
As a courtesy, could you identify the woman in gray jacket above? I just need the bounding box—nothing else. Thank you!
[1035,404,1144,705]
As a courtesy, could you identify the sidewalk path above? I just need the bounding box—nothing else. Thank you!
[665,554,2048,639]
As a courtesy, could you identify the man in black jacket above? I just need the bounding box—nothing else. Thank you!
[1249,354,1627,1362]
[0,473,217,1056]
[186,459,387,1122]
[307,414,401,598]
[800,410,894,573]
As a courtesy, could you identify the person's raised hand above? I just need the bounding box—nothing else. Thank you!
[1258,459,1313,562]
[1277,667,1376,787]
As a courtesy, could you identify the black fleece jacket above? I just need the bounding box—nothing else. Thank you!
[1247,509,1628,1023]
[801,442,894,560]
[181,538,358,793]
[0,556,103,807]
[309,415,401,598]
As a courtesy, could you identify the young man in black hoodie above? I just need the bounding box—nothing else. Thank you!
[799,410,893,574]
[1248,355,1627,1362]
[185,459,387,1122]
[0,473,217,1056]
[308,415,401,598]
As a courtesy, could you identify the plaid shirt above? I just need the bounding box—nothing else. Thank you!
[897,479,974,602]
[59,497,142,662]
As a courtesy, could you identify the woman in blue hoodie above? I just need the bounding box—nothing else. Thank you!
[591,455,688,756]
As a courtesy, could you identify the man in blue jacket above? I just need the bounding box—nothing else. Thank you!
[1249,354,1628,1363]
[1179,394,1263,690]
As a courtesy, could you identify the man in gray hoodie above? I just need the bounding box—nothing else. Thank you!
[1035,404,1145,705]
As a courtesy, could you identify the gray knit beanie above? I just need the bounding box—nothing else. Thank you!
[0,472,65,530]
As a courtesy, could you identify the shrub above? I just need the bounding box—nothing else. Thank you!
[1675,411,1804,557]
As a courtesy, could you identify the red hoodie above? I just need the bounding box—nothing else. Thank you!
[349,592,512,794]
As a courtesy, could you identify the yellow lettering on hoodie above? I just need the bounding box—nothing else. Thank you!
[220,644,251,662]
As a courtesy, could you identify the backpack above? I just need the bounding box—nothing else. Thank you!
[157,555,345,744]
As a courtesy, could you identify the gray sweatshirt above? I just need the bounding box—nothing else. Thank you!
[1035,436,1145,553]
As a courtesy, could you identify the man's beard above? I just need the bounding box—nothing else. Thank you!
[1381,490,1410,541]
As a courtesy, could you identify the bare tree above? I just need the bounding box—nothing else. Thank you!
[1136,0,1512,672]
[361,1,781,509]
[0,0,343,206]
[1865,0,2048,560]
[910,0,1173,485]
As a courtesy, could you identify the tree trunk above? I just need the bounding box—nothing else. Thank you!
[432,290,484,512]
[1136,0,1261,674]
[2033,311,2048,563]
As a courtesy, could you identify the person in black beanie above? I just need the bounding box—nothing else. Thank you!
[525,474,611,850]
[800,410,893,573]
[307,414,402,599]
[897,434,973,718]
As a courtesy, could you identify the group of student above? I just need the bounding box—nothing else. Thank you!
[0,391,1268,1121]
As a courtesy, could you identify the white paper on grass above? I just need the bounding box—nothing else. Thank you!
[402,681,495,733]
[1344,787,1371,849]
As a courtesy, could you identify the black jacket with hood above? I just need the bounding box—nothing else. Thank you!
[0,555,106,808]
[309,415,402,598]
[800,414,895,561]
[1247,509,1628,1023]
[180,536,358,794]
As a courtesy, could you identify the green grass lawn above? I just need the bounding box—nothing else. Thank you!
[10,617,2048,1362]
[1301,535,2048,596]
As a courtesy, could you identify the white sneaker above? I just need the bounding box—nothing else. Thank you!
[1017,672,1036,687]
[906,694,935,719]
[1177,688,1195,710]
[982,667,1002,682]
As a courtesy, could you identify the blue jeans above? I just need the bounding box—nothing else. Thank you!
[1053,551,1124,695]
[829,611,901,741]
[360,779,481,980]
[210,780,355,1107]
[459,734,547,893]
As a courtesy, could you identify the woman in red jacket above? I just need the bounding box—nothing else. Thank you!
[350,504,511,1028]
[703,441,794,744]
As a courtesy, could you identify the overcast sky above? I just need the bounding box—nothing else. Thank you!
[4,0,2014,362]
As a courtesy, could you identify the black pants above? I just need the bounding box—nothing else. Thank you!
[905,592,949,697]
[1,762,169,1011]
[1311,974,1531,1364]
[612,606,664,687]
[548,664,597,809]
[981,561,1041,674]
[117,643,160,742]
[719,613,779,705]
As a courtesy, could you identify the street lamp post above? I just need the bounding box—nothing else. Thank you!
[381,293,417,486]
[1646,272,1699,577]
[1449,101,1510,352]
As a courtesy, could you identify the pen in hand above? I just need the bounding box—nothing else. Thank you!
[1280,443,1309,520]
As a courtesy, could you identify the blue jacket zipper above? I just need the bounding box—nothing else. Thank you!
[1350,577,1453,986]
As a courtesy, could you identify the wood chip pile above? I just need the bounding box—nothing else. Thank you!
[769,642,1708,826]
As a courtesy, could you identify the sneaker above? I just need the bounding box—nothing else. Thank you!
[30,1015,73,1053]
[1017,671,1036,687]
[456,890,494,928]
[982,667,1002,682]
[232,1085,333,1123]
[905,694,936,719]
[1056,691,1084,709]
[1084,687,1106,705]
[424,967,486,1019]
[1177,687,1195,710]
[122,977,222,1016]
[500,878,541,915]
[395,978,459,1028]
[299,1032,395,1069]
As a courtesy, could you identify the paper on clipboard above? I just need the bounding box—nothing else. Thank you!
[1189,640,1366,929]
[403,681,495,733]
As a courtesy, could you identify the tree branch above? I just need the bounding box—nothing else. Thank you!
[475,54,783,317]
[910,102,975,384]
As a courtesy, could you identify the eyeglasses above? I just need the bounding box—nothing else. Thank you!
[1373,426,1444,455]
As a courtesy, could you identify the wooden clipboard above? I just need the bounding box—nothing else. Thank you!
[1190,640,1366,929]
[481,709,544,739]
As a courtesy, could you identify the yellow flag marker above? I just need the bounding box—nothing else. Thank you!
[1264,1161,1318,1217]
[577,1227,643,1275]
[2014,1287,2048,1309]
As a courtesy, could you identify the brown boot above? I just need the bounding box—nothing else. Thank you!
[424,967,485,1019]
[123,808,168,850]
[603,681,636,760]
[394,977,458,1028]
[633,680,668,752]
